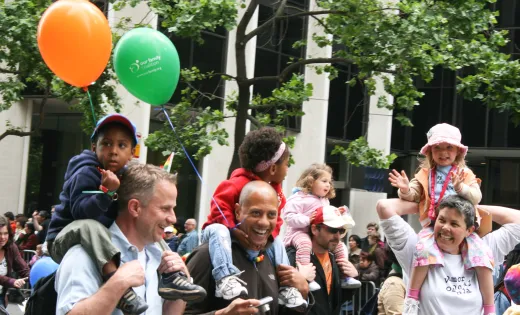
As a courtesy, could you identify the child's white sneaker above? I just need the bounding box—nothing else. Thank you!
[403,297,420,315]
[278,287,308,312]
[341,276,361,289]
[215,274,248,300]
[308,281,321,291]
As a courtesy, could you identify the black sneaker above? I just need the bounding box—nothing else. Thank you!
[158,271,207,302]
[117,288,148,314]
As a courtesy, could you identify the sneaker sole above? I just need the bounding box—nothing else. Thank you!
[158,288,207,302]
[278,299,307,312]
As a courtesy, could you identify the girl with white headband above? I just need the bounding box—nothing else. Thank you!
[200,127,308,310]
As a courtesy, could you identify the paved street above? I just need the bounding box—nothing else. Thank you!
[7,301,25,315]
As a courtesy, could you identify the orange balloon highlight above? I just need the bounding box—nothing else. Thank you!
[37,0,112,88]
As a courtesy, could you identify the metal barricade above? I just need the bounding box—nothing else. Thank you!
[341,281,377,315]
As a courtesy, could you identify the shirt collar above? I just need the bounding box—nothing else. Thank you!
[109,222,162,263]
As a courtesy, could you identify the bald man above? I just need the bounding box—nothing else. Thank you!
[177,218,198,256]
[185,181,312,315]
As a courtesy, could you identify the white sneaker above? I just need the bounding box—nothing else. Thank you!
[341,277,361,289]
[403,297,420,315]
[308,281,321,291]
[215,274,248,300]
[278,287,308,312]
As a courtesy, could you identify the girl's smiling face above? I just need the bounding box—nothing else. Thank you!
[431,143,459,167]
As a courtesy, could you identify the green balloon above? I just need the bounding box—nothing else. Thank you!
[113,28,180,106]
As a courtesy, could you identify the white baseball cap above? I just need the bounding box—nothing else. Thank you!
[164,226,174,233]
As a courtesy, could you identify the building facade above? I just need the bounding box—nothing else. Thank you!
[0,0,518,236]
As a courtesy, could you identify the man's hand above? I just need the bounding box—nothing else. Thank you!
[100,169,120,191]
[112,260,145,289]
[388,169,410,193]
[215,298,260,315]
[297,262,316,282]
[13,277,28,288]
[158,251,189,277]
[277,264,309,297]
[336,258,358,278]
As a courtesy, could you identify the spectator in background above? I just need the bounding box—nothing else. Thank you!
[13,217,27,242]
[360,222,379,252]
[32,210,51,244]
[377,245,406,315]
[367,232,387,271]
[177,218,198,256]
[16,222,38,251]
[356,252,380,287]
[29,244,43,267]
[348,235,362,265]
[494,245,520,315]
[164,226,179,252]
[3,212,16,234]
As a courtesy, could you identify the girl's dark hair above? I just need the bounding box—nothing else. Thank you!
[0,216,14,246]
[25,222,35,234]
[3,212,14,221]
[495,248,520,292]
[238,128,289,172]
[349,235,361,248]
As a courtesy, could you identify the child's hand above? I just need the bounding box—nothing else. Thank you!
[309,211,317,224]
[231,228,252,249]
[100,169,120,191]
[451,168,465,192]
[297,262,316,282]
[388,169,410,193]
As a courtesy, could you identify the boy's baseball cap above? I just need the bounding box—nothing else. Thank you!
[90,114,138,145]
[311,205,350,229]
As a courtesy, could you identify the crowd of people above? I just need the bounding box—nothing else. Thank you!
[2,114,520,315]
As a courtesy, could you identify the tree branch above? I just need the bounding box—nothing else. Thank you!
[0,79,51,141]
[244,0,288,43]
[245,57,355,84]
[236,0,258,45]
[249,102,302,110]
[285,7,399,19]
[0,67,20,75]
[247,114,263,128]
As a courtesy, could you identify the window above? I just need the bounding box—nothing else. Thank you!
[326,64,366,141]
[253,0,308,131]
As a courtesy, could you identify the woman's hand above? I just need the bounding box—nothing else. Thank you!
[388,170,410,193]
[13,277,28,289]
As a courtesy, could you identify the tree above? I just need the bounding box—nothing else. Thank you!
[144,0,520,175]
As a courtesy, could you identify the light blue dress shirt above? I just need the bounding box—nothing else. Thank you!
[55,223,163,315]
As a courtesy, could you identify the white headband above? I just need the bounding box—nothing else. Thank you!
[254,142,286,173]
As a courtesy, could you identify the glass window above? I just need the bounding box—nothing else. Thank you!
[487,159,520,208]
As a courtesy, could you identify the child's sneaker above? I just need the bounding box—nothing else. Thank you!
[403,297,420,315]
[278,287,308,312]
[117,288,148,314]
[308,281,321,291]
[215,274,248,300]
[341,276,361,289]
[158,271,207,302]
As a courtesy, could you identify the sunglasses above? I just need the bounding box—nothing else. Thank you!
[165,232,173,234]
[318,224,346,235]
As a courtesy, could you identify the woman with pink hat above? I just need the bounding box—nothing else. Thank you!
[387,123,495,315]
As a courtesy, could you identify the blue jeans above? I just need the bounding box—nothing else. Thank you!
[202,224,241,281]
[267,236,290,266]
[202,224,290,281]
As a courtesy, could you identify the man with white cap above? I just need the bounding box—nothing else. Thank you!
[164,226,179,252]
[287,205,359,315]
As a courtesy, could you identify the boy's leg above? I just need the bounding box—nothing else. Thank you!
[52,220,147,315]
[267,236,308,311]
[156,239,207,302]
[203,224,247,300]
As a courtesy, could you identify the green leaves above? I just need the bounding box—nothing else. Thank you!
[332,137,397,169]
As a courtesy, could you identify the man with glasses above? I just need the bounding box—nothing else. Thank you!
[177,218,198,256]
[287,206,358,315]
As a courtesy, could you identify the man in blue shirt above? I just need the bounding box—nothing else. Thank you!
[177,218,198,255]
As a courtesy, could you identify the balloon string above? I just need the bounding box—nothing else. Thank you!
[160,106,230,227]
[85,88,97,124]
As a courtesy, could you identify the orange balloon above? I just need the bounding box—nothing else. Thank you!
[37,0,112,88]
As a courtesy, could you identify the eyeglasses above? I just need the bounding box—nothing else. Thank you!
[318,224,346,235]
[165,232,173,234]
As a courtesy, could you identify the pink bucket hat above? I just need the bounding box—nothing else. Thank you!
[419,123,468,157]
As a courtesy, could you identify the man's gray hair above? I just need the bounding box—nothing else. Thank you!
[436,195,476,228]
[118,163,177,211]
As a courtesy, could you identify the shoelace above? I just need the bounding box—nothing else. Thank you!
[281,287,300,300]
[220,271,247,289]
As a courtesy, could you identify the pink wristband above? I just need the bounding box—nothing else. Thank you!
[483,304,495,315]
